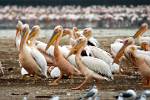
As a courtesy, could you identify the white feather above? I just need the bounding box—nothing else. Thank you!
[88,46,113,64]
[89,37,100,47]
[35,40,55,57]
[136,36,150,45]
[136,50,150,57]
[15,35,21,51]
[50,67,60,78]
[110,63,120,73]
[81,57,113,79]
[111,41,123,57]
[30,47,48,77]
[21,67,28,75]
[61,46,115,77]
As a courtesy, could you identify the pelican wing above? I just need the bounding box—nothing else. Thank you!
[35,40,55,57]
[136,50,150,56]
[61,46,78,67]
[81,57,113,79]
[88,37,100,47]
[110,42,123,56]
[139,37,150,44]
[30,47,48,77]
[21,67,28,75]
[88,46,113,64]
[144,55,150,68]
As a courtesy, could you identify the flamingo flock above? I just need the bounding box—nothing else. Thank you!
[13,20,150,91]
[0,5,150,28]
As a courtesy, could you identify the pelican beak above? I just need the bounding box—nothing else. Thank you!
[133,23,148,38]
[66,47,77,58]
[113,42,129,64]
[141,42,149,51]
[28,25,40,41]
[16,28,20,36]
[22,24,30,39]
[28,31,36,42]
[45,30,60,51]
[62,29,69,37]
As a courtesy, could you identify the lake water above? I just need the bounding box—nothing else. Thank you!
[0,28,150,38]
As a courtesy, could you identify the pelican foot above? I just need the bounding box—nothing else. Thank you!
[49,82,59,86]
[71,86,83,90]
[21,74,30,80]
[34,75,42,81]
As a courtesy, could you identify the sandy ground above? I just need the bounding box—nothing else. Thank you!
[0,36,149,100]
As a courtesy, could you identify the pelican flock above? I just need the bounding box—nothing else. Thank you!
[11,20,150,99]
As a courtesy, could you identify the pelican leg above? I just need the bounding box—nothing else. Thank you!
[73,67,82,76]
[49,71,63,86]
[148,78,150,86]
[0,67,4,75]
[0,63,4,75]
[143,77,150,87]
[34,74,42,81]
[72,76,91,90]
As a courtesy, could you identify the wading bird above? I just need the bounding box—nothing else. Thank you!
[115,89,137,100]
[45,25,81,85]
[19,24,48,78]
[67,36,113,90]
[15,20,24,51]
[111,23,148,58]
[113,37,150,87]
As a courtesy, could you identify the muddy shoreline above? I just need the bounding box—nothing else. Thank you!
[0,37,149,100]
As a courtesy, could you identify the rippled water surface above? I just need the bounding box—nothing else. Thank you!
[0,28,150,38]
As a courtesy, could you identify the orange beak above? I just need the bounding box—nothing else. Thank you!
[16,28,20,36]
[133,23,148,38]
[113,40,131,64]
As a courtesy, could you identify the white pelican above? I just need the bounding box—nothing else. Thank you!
[76,28,120,73]
[134,23,149,45]
[45,25,81,85]
[15,21,30,77]
[63,28,120,73]
[86,46,120,73]
[111,23,148,58]
[82,28,100,47]
[113,37,135,64]
[67,36,113,90]
[125,45,150,87]
[19,24,48,78]
[114,37,150,86]
[15,20,23,51]
[27,26,62,79]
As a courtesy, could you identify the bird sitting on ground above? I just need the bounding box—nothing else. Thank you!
[78,84,99,100]
[115,89,137,100]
